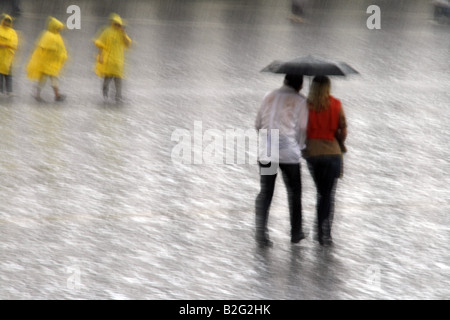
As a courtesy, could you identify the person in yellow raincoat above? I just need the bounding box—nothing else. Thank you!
[94,13,131,102]
[27,17,68,102]
[0,14,18,97]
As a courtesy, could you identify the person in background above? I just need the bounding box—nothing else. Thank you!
[290,0,306,23]
[0,14,18,97]
[11,0,21,18]
[303,75,347,246]
[26,17,68,102]
[94,13,131,103]
[255,74,309,247]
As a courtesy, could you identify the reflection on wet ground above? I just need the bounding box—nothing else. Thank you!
[0,0,449,299]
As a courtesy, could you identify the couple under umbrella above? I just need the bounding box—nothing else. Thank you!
[255,55,356,247]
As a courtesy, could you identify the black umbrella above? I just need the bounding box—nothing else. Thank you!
[261,55,359,76]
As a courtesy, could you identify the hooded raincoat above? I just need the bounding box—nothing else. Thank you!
[27,17,67,80]
[0,14,18,75]
[94,14,131,78]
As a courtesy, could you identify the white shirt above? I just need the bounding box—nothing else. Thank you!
[255,85,308,164]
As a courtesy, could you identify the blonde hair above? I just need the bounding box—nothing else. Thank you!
[307,76,331,112]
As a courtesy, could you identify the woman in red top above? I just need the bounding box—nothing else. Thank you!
[304,76,347,246]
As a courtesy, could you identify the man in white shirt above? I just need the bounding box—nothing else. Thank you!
[255,74,308,247]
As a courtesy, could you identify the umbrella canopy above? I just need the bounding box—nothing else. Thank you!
[261,55,359,76]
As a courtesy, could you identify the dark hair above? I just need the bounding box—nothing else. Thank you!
[312,75,330,85]
[284,74,303,91]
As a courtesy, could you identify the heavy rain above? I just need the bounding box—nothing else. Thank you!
[0,0,449,300]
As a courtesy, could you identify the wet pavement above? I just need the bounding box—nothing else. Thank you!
[0,0,449,300]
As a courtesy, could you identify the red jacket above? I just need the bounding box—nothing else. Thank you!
[307,96,341,141]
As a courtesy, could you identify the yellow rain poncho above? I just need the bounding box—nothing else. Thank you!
[94,13,131,78]
[27,17,68,80]
[0,14,18,75]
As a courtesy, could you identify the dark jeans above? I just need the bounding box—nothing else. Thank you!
[306,155,341,240]
[0,74,12,93]
[255,162,302,241]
